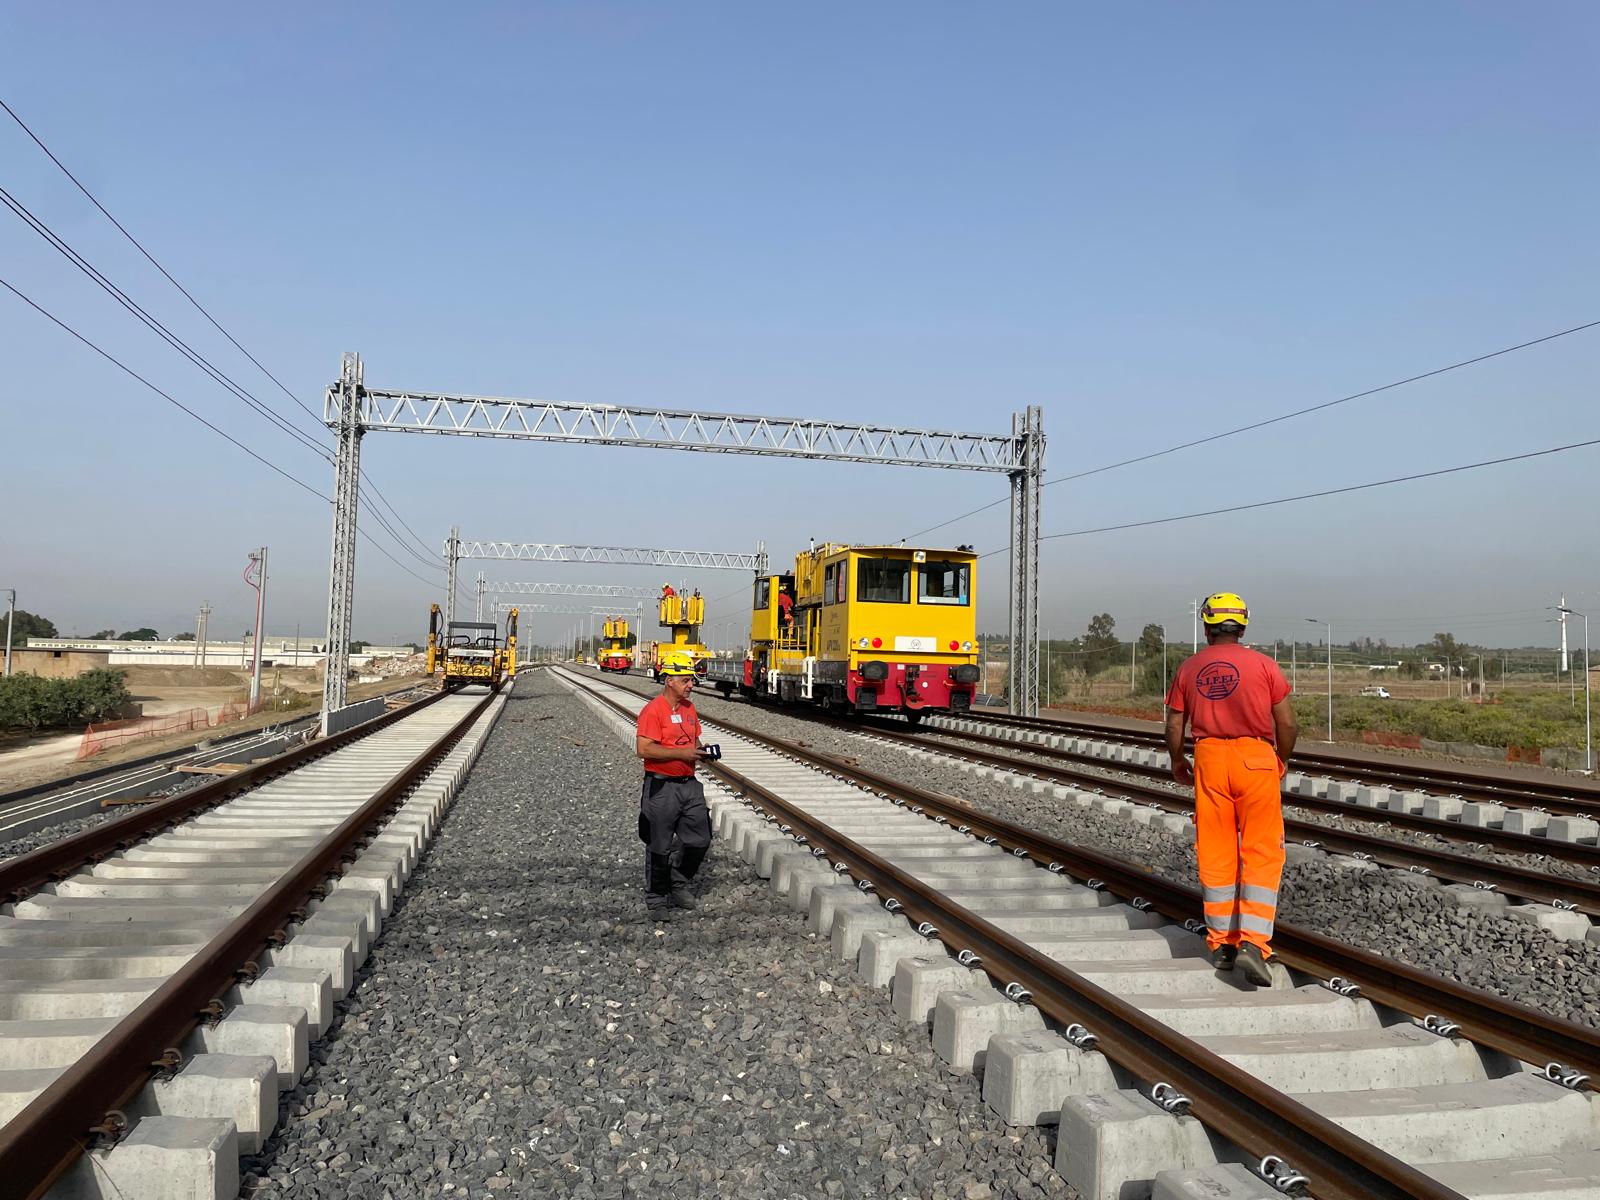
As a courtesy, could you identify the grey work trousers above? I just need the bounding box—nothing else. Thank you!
[638,773,711,908]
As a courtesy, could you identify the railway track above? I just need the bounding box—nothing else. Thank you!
[556,666,1600,1200]
[977,710,1600,817]
[0,684,509,1200]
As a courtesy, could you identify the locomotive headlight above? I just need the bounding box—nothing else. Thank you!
[963,641,973,651]
[858,637,870,648]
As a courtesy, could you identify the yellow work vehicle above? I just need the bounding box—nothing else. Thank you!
[599,617,634,673]
[426,605,518,691]
[651,587,709,680]
[704,544,979,723]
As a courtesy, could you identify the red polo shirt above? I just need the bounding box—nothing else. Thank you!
[1166,643,1290,741]
[637,693,701,777]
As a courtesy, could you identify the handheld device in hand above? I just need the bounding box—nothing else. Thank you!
[699,744,722,761]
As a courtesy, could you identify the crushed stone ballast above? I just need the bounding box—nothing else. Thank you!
[555,666,1600,1200]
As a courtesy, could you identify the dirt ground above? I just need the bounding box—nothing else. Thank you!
[0,670,433,795]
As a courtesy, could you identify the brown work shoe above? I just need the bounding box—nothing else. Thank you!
[1237,942,1274,987]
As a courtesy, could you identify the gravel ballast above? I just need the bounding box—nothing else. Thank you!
[243,671,1072,1200]
[592,671,1600,1031]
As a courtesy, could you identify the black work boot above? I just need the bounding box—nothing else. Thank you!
[1209,945,1237,971]
[645,900,678,923]
[1237,942,1274,986]
[669,887,698,910]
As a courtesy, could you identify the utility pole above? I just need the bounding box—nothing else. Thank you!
[2,587,15,678]
[475,572,486,623]
[194,603,211,669]
[246,548,268,711]
[1306,617,1332,742]
[1190,599,1199,652]
[1130,640,1137,695]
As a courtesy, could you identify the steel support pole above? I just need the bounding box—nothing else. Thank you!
[2,588,13,678]
[445,526,461,626]
[247,548,267,711]
[321,352,364,733]
[1006,405,1043,716]
[474,572,486,623]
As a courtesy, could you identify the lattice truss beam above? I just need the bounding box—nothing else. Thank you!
[494,602,639,617]
[329,388,1022,472]
[455,541,765,571]
[484,581,656,599]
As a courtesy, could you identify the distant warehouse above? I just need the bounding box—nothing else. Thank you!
[21,637,413,671]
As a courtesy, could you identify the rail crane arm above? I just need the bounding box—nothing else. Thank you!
[426,604,442,674]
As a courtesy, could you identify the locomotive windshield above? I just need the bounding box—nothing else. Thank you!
[917,561,971,606]
[857,558,910,604]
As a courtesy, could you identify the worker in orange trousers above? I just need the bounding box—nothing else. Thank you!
[1165,592,1297,985]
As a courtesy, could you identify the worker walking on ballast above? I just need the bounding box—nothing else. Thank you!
[1165,592,1297,985]
[634,650,713,921]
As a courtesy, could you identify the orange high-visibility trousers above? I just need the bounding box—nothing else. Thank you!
[1193,736,1285,955]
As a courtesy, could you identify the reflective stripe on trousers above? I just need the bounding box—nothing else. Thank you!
[1193,736,1284,954]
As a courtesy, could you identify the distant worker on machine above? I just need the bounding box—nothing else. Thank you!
[776,582,794,629]
[634,650,715,921]
[661,582,676,601]
[1164,592,1296,986]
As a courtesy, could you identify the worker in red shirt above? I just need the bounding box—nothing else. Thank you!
[1165,592,1297,984]
[635,650,713,920]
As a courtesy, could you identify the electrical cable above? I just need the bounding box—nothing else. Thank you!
[905,318,1600,542]
[2,97,443,568]
[988,435,1600,551]
[0,96,326,431]
[0,185,332,461]
[0,274,442,589]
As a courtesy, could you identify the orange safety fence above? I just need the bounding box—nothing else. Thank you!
[76,698,267,760]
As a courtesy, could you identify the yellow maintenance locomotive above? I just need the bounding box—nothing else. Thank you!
[426,605,518,691]
[599,616,633,673]
[705,544,980,722]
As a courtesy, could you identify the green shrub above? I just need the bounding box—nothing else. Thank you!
[0,669,131,734]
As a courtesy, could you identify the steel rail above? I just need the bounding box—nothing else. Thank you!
[0,689,447,903]
[860,716,1600,872]
[561,671,1462,1200]
[0,689,495,1200]
[979,711,1600,815]
[823,715,1600,913]
[562,669,1600,1080]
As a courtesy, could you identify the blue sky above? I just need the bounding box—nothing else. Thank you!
[1,3,1595,652]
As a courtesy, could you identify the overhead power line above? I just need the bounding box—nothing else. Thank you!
[1007,435,1600,547]
[0,96,325,431]
[905,318,1600,542]
[0,184,332,461]
[0,275,441,589]
[1,96,441,569]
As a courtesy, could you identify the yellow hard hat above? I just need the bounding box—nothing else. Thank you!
[658,650,697,676]
[1200,592,1249,628]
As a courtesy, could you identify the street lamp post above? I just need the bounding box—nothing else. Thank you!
[1306,617,1332,742]
[1558,606,1592,774]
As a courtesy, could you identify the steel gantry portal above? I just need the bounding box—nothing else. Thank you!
[320,358,1044,723]
[452,541,767,571]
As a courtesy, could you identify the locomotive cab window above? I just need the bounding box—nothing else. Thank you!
[857,558,910,604]
[917,562,970,606]
[823,563,838,606]
[754,578,771,610]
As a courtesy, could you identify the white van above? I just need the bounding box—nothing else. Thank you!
[1358,685,1392,699]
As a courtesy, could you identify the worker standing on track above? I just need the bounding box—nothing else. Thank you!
[634,650,712,921]
[1164,592,1297,985]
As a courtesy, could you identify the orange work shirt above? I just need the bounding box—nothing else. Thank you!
[636,693,701,777]
[1166,643,1290,741]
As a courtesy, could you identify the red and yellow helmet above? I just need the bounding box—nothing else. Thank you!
[1200,592,1249,629]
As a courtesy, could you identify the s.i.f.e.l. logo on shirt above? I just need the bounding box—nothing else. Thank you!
[1196,660,1240,700]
